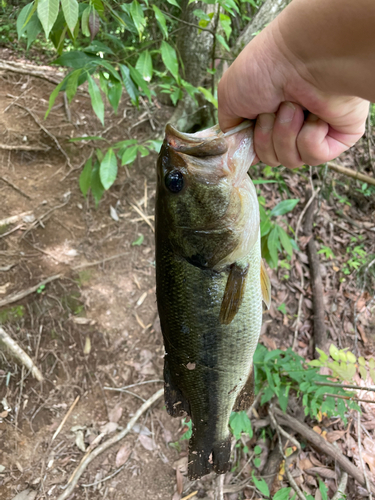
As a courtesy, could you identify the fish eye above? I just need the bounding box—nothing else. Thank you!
[165,170,184,193]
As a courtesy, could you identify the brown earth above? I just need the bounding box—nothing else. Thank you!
[0,62,374,500]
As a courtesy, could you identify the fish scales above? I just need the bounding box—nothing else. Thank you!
[155,121,269,479]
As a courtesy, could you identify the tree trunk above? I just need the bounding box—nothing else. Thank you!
[169,1,215,132]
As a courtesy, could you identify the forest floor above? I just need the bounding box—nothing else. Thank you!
[0,52,375,500]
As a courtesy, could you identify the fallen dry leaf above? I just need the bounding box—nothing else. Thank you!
[326,430,346,443]
[139,434,157,451]
[100,421,118,435]
[115,443,132,467]
[299,457,314,471]
[11,490,37,500]
[109,405,123,423]
[305,467,336,479]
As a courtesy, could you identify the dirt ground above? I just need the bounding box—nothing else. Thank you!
[0,59,375,500]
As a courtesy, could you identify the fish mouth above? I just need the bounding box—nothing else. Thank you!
[165,121,253,158]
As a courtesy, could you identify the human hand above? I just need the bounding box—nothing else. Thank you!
[218,10,369,168]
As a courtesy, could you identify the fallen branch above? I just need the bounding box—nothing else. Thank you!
[0,144,50,151]
[52,396,80,442]
[0,59,63,85]
[303,192,328,355]
[331,472,348,500]
[0,326,43,381]
[273,408,375,494]
[0,274,62,308]
[357,411,373,500]
[56,388,164,500]
[327,162,375,186]
[0,211,33,226]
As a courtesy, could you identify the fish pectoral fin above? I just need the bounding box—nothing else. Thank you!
[260,259,271,310]
[219,263,249,325]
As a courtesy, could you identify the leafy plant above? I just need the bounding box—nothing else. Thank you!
[258,197,299,268]
[253,344,360,422]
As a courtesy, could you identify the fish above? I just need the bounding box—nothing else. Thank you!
[155,120,271,479]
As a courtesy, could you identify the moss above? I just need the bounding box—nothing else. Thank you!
[0,305,25,324]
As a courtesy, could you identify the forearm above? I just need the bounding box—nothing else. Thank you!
[275,0,375,101]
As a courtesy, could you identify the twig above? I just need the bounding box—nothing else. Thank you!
[0,176,32,200]
[0,274,62,308]
[217,473,224,500]
[56,388,164,500]
[315,381,375,392]
[63,92,71,122]
[72,252,133,271]
[13,103,73,169]
[366,112,375,177]
[105,379,163,391]
[295,187,320,242]
[292,267,304,351]
[0,144,49,151]
[327,162,375,186]
[354,257,375,354]
[303,191,328,355]
[81,465,125,488]
[129,201,155,232]
[268,408,307,500]
[0,224,23,239]
[357,411,373,500]
[159,9,215,35]
[273,407,375,493]
[0,326,43,381]
[324,393,375,404]
[331,472,348,500]
[52,396,80,442]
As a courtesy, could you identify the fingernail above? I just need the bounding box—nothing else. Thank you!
[258,113,275,130]
[278,102,295,124]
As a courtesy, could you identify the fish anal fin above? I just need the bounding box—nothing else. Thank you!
[233,366,254,411]
[164,355,190,418]
[220,263,249,325]
[260,259,271,310]
[188,432,231,480]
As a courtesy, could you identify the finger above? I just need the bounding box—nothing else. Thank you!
[254,113,279,166]
[272,102,305,168]
[297,113,364,165]
[217,70,244,132]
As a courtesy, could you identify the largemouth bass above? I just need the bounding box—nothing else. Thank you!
[155,121,270,479]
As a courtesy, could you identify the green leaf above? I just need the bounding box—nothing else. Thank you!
[219,13,231,39]
[145,139,162,153]
[277,226,293,258]
[130,0,146,40]
[17,2,34,38]
[122,145,138,165]
[197,86,217,108]
[267,226,279,268]
[119,64,138,105]
[359,366,367,380]
[166,0,181,8]
[79,157,92,197]
[329,344,340,362]
[358,356,366,366]
[81,6,91,36]
[193,9,211,21]
[91,160,105,206]
[136,50,153,82]
[129,65,151,100]
[347,351,356,364]
[100,148,117,190]
[273,488,292,500]
[132,234,144,246]
[316,348,329,362]
[270,199,299,216]
[229,411,252,440]
[319,480,328,500]
[152,5,168,39]
[91,0,104,14]
[37,0,59,38]
[87,74,105,125]
[277,303,287,315]
[44,78,65,119]
[160,41,179,81]
[252,471,270,497]
[65,68,82,102]
[170,87,182,106]
[61,0,78,33]
[108,81,122,113]
[254,445,262,455]
[54,51,98,69]
[25,12,43,49]
[215,33,230,51]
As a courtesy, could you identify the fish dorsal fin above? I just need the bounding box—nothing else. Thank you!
[260,259,271,310]
[220,263,249,325]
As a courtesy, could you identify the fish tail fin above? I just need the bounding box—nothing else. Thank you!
[188,432,231,479]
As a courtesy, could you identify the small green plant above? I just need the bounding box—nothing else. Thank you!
[258,198,299,268]
[253,344,360,421]
[0,305,25,324]
[37,284,46,293]
[342,244,367,275]
[317,245,335,260]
